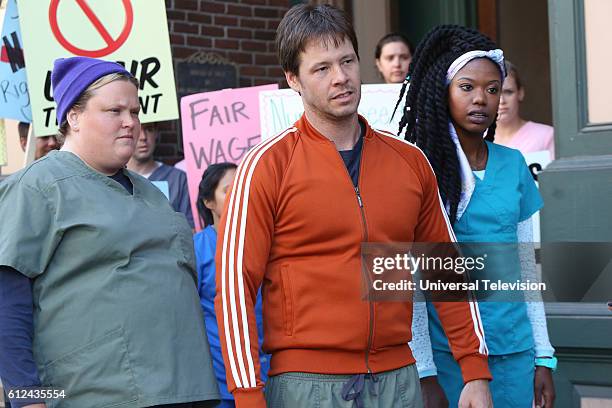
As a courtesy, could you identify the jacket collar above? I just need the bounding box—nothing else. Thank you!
[295,113,375,143]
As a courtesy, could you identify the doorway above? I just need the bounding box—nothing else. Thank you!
[392,0,552,125]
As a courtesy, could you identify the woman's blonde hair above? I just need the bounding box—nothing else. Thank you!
[57,72,139,142]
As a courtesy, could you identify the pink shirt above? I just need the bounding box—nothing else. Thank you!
[496,121,555,160]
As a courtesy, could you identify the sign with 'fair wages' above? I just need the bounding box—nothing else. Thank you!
[17,0,178,136]
[181,83,278,231]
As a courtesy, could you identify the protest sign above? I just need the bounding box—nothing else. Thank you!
[524,150,552,183]
[260,83,405,140]
[17,0,178,136]
[181,83,278,230]
[0,0,31,122]
[524,150,552,242]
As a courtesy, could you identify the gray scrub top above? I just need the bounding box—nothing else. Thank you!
[0,151,220,407]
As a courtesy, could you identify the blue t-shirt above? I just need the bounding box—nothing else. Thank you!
[193,226,269,401]
[428,142,543,355]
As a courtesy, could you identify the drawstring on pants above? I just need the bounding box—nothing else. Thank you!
[341,372,379,408]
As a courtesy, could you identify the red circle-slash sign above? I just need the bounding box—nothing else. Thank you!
[49,0,134,58]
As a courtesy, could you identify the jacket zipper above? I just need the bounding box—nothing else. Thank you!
[331,135,374,375]
[355,185,374,375]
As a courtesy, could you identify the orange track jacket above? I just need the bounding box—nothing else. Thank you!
[215,115,490,407]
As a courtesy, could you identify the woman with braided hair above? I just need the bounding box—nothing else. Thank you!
[396,25,556,407]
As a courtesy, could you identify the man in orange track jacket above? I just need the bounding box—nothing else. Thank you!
[214,4,492,407]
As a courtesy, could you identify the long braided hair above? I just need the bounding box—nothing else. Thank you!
[395,25,499,224]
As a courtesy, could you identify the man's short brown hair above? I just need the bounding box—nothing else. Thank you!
[18,122,30,140]
[276,4,359,75]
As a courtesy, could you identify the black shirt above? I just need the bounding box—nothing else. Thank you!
[338,121,365,187]
[110,169,133,194]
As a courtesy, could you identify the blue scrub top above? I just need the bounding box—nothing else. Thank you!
[428,142,543,355]
[194,226,270,401]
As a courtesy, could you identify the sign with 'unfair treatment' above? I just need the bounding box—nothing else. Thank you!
[17,0,178,136]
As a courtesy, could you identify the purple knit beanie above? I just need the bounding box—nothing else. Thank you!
[51,56,134,126]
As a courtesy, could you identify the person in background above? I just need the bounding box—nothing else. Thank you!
[396,25,556,408]
[193,162,269,408]
[0,56,219,408]
[18,122,60,160]
[495,60,555,160]
[127,122,194,228]
[374,32,414,84]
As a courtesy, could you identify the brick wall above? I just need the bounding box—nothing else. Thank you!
[158,0,293,162]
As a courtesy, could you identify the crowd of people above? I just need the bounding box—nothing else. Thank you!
[0,3,557,408]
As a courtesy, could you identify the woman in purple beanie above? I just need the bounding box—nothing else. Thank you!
[0,57,220,408]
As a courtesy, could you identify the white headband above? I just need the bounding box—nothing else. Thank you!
[446,49,506,84]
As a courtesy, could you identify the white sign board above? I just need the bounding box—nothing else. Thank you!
[524,150,553,242]
[259,83,406,140]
